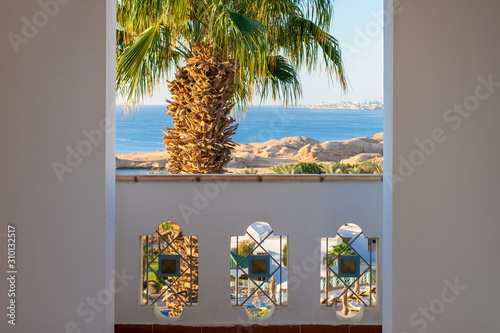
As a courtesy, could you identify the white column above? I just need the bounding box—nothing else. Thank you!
[391,0,500,332]
[0,0,115,332]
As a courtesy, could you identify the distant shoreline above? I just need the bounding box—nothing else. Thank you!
[300,101,383,110]
[117,102,384,111]
[301,107,383,110]
[116,133,384,174]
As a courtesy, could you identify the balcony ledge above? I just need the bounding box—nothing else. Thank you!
[116,174,383,183]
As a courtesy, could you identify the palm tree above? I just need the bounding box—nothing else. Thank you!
[143,222,198,317]
[117,0,347,173]
[323,242,354,270]
[323,242,355,315]
[322,242,354,293]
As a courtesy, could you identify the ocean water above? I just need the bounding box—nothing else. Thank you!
[116,105,383,154]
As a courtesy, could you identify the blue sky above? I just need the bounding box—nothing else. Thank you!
[140,0,383,105]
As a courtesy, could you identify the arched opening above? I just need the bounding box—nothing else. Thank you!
[321,223,378,323]
[230,222,288,320]
[141,221,198,320]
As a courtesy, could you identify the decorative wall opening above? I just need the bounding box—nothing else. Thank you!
[141,222,198,319]
[320,223,377,321]
[230,222,288,319]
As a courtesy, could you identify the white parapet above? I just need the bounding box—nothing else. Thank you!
[115,176,383,325]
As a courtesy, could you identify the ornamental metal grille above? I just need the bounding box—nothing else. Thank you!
[321,223,377,318]
[141,222,198,318]
[230,222,287,318]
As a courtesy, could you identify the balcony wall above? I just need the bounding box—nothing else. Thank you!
[115,175,383,327]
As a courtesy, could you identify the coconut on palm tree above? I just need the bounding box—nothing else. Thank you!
[116,0,347,173]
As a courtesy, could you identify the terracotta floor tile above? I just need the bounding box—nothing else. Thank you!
[153,325,202,333]
[250,325,301,333]
[115,324,152,333]
[349,325,383,333]
[301,325,349,333]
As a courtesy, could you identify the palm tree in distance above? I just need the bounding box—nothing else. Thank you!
[116,0,347,174]
[323,242,354,267]
[323,242,356,315]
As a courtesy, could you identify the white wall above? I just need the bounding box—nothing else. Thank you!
[115,180,382,325]
[0,1,115,332]
[390,0,500,332]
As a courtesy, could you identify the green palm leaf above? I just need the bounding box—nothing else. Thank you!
[258,55,301,105]
[289,15,346,90]
[117,24,182,106]
[116,0,347,107]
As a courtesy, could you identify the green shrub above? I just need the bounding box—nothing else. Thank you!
[269,161,383,175]
[373,164,383,174]
[269,164,301,174]
[231,239,255,257]
[320,162,351,174]
[146,169,167,175]
[150,279,164,293]
[235,167,258,174]
[359,160,383,174]
[295,162,322,174]
[348,166,362,174]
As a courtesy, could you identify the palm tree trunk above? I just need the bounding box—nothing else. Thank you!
[160,224,198,317]
[342,286,349,316]
[354,279,360,305]
[163,43,238,174]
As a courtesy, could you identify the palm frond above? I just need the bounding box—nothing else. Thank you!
[289,15,347,91]
[225,8,266,43]
[258,55,302,105]
[207,5,269,110]
[301,0,334,29]
[117,0,189,32]
[116,24,183,108]
[116,0,347,107]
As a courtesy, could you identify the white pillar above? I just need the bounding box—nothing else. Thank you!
[390,0,500,331]
[0,0,115,332]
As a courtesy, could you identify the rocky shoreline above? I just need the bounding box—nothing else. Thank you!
[116,133,383,173]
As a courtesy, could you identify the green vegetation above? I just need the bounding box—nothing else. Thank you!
[282,243,288,268]
[320,162,351,174]
[254,309,270,317]
[150,278,164,293]
[116,0,347,107]
[269,161,383,174]
[295,162,322,174]
[234,167,258,174]
[146,170,167,175]
[348,166,362,174]
[145,259,162,281]
[231,239,256,257]
[322,243,355,267]
[269,164,301,174]
[358,160,383,174]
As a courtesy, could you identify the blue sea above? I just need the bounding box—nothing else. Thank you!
[116,105,383,154]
